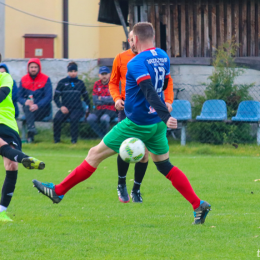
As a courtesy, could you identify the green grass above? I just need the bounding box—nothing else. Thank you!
[1,142,260,259]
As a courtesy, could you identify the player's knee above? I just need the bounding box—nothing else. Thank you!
[88,146,97,158]
[0,138,8,148]
[4,159,18,171]
[140,149,149,163]
[87,146,101,162]
[154,159,173,176]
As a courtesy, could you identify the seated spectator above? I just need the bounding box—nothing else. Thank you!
[53,62,90,144]
[0,63,19,118]
[18,58,52,143]
[87,66,117,138]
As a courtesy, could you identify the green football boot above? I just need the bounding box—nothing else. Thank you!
[22,157,45,170]
[0,211,13,222]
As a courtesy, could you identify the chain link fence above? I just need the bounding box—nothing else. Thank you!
[14,80,260,145]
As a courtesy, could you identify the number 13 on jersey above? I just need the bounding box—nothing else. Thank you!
[154,66,165,94]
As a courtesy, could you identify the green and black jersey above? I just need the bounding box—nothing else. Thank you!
[0,72,19,133]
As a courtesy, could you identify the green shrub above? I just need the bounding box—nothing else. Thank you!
[189,40,255,144]
[79,72,99,110]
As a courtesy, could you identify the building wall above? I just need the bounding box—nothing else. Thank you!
[0,0,5,59]
[5,0,63,59]
[69,0,100,59]
[99,26,126,58]
[68,0,125,59]
[4,0,125,59]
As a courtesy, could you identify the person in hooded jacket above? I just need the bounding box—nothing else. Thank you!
[18,58,52,142]
[53,62,90,144]
[0,63,19,118]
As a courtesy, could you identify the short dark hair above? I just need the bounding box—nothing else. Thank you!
[133,22,155,42]
[67,61,78,72]
[67,61,77,68]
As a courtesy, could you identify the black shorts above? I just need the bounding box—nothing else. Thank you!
[0,124,22,151]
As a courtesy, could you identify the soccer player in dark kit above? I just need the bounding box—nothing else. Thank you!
[0,54,45,221]
[33,23,211,225]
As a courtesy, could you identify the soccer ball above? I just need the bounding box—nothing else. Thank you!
[119,138,145,163]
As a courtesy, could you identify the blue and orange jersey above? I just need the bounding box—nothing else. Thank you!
[125,47,170,125]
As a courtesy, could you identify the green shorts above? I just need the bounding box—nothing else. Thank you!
[103,117,169,155]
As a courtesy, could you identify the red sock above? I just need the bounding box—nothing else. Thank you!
[166,167,200,210]
[55,160,96,196]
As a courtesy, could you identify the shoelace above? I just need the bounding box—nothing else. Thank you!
[43,182,53,188]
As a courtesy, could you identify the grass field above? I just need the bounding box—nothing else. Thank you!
[0,141,260,259]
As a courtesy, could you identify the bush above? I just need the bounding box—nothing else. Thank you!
[80,72,99,110]
[189,40,255,144]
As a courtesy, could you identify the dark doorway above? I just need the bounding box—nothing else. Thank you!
[160,22,167,51]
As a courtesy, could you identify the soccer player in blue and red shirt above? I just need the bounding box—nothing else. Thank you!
[33,22,211,225]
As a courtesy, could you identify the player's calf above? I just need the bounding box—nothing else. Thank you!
[0,144,45,170]
[154,158,211,224]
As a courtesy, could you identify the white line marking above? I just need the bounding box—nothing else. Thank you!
[20,153,260,159]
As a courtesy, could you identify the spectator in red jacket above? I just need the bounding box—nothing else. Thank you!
[87,66,117,138]
[18,58,52,143]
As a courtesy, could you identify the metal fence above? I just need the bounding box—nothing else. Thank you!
[15,80,260,145]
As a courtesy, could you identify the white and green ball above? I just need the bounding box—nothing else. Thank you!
[119,138,145,163]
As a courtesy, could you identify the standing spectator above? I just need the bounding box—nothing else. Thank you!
[87,66,117,138]
[18,58,52,143]
[53,62,90,144]
[0,63,19,118]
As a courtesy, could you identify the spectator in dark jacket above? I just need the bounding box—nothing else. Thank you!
[53,62,90,144]
[0,63,19,118]
[87,66,117,138]
[18,58,52,142]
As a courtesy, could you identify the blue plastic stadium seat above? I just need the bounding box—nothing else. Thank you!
[168,100,192,146]
[20,115,26,121]
[196,99,227,121]
[111,117,118,123]
[171,100,192,121]
[232,101,260,122]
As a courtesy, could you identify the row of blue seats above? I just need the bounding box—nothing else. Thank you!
[169,100,260,146]
[21,99,260,124]
[19,99,260,144]
[171,99,260,122]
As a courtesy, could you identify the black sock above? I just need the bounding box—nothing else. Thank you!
[117,154,130,185]
[0,145,28,163]
[0,171,18,208]
[133,161,148,191]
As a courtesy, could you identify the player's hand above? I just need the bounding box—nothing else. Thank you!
[165,102,172,113]
[166,117,177,129]
[29,104,38,112]
[25,100,33,106]
[61,106,69,114]
[115,99,124,111]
